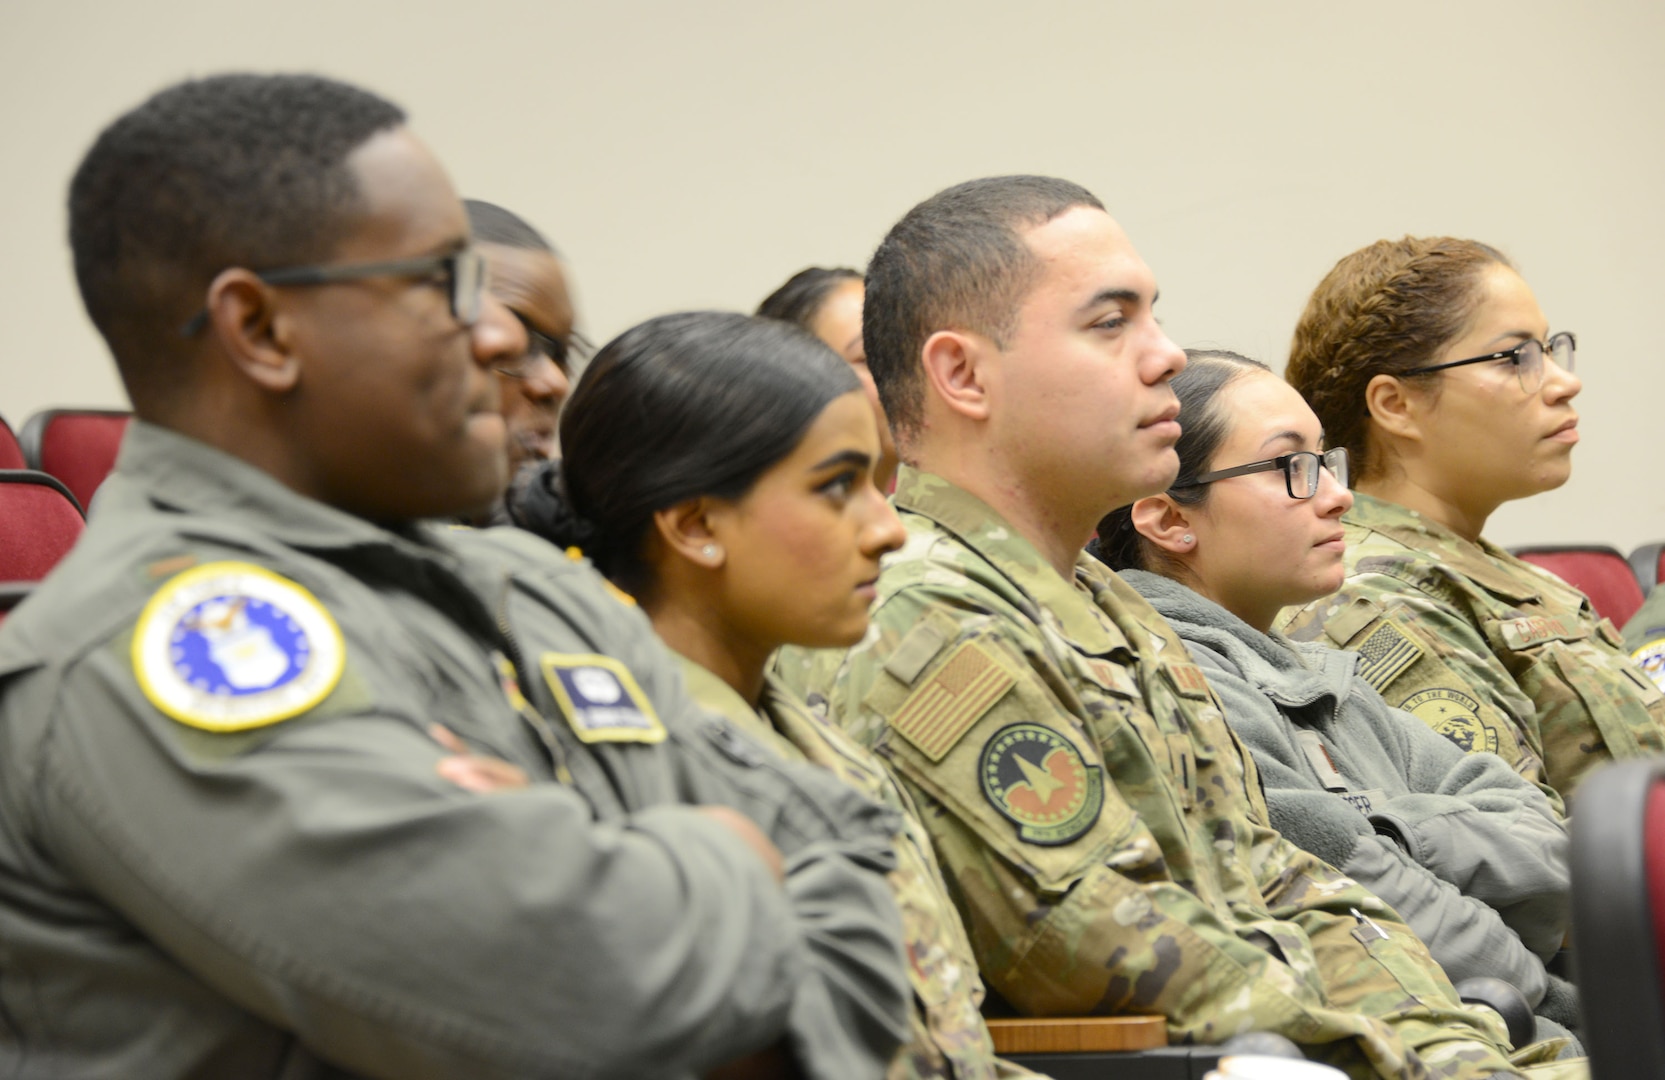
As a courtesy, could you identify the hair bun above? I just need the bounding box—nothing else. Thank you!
[507,459,602,553]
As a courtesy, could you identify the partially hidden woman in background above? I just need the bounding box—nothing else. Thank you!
[511,311,1041,1080]
[758,267,899,489]
[1090,349,1578,1051]
[1277,237,1665,801]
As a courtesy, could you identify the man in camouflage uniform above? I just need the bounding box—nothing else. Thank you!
[1622,582,1665,692]
[1278,493,1665,801]
[781,176,1581,1079]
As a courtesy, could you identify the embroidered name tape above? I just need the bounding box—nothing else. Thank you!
[540,653,664,744]
[1500,614,1577,650]
[133,561,344,732]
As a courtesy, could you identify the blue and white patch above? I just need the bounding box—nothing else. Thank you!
[540,652,665,744]
[1632,637,1665,694]
[133,561,344,732]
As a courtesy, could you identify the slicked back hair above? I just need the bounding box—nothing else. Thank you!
[68,73,406,411]
[862,176,1105,448]
[756,267,862,332]
[464,199,555,254]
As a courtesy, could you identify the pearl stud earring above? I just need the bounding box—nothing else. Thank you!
[701,543,720,559]
[1182,534,1194,545]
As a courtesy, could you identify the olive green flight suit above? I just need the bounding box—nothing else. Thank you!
[0,422,909,1080]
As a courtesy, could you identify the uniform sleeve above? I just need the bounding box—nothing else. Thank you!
[1367,711,1569,962]
[1280,573,1555,800]
[20,646,852,1080]
[823,587,1519,1077]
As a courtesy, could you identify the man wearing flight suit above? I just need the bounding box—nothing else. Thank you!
[780,176,1582,1078]
[0,74,907,1078]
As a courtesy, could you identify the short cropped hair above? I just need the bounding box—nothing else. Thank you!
[68,73,406,409]
[862,176,1104,445]
[464,199,555,253]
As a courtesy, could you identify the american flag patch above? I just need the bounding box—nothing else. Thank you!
[890,642,1015,761]
[1354,623,1422,693]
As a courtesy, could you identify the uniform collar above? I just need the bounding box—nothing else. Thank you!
[893,466,1128,655]
[1344,491,1541,604]
[115,420,453,559]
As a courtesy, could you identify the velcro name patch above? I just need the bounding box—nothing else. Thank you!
[1499,615,1578,650]
[890,641,1015,762]
[540,653,664,744]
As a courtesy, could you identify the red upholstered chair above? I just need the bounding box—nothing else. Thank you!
[0,414,24,470]
[1511,545,1645,627]
[1570,758,1665,1078]
[1631,543,1665,594]
[0,470,86,586]
[19,408,130,512]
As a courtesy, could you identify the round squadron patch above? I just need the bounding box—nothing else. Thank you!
[979,723,1103,846]
[1401,687,1496,754]
[133,562,345,732]
[1631,638,1665,693]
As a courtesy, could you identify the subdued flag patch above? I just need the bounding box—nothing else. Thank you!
[1354,622,1422,693]
[890,641,1015,761]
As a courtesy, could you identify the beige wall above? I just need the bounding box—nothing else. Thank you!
[2,0,1659,549]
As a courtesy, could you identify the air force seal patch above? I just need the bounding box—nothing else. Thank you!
[1632,638,1665,693]
[540,653,665,744]
[979,722,1103,846]
[133,562,345,732]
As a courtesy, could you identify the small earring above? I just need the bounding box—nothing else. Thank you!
[1181,534,1194,545]
[701,543,720,560]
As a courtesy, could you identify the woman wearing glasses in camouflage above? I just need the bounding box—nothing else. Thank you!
[1276,237,1665,803]
[1091,350,1579,1053]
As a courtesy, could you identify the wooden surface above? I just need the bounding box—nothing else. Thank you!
[985,1015,1168,1054]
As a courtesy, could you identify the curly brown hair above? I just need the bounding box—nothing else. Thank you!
[1286,236,1512,480]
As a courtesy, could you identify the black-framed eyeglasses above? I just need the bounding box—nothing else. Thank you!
[1184,447,1350,500]
[1401,331,1576,394]
[179,249,487,337]
[490,315,593,380]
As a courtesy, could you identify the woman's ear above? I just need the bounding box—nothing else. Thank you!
[206,268,301,394]
[1364,373,1424,444]
[651,498,725,569]
[918,329,990,421]
[1130,495,1196,556]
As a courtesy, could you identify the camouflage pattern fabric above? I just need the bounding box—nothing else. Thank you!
[780,468,1573,1080]
[678,658,1043,1080]
[1278,493,1665,802]
[1621,584,1665,692]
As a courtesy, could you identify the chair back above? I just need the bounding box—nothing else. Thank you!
[1632,543,1665,594]
[1512,545,1645,626]
[0,414,24,470]
[19,408,131,512]
[1571,758,1665,1078]
[0,470,86,583]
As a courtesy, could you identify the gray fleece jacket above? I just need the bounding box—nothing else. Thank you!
[1122,570,1571,1013]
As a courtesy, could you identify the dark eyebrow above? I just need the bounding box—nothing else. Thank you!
[1076,287,1144,317]
[811,449,873,472]
[1260,428,1310,450]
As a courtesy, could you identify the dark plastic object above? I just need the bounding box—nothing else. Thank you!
[1454,976,1535,1052]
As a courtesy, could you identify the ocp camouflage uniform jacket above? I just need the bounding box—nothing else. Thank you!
[677,656,1043,1080]
[780,468,1567,1080]
[1276,493,1665,801]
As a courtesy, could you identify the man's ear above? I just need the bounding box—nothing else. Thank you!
[204,268,300,394]
[1364,373,1423,443]
[651,497,724,569]
[1130,494,1195,556]
[918,329,990,422]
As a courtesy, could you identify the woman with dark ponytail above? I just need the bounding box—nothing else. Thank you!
[512,311,1040,1080]
[1091,350,1578,1054]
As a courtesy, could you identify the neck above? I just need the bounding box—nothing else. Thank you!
[1359,474,1491,543]
[646,593,769,707]
[914,448,1093,582]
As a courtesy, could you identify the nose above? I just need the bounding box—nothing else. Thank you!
[860,490,906,559]
[1142,323,1187,385]
[1542,353,1581,404]
[1314,465,1353,516]
[520,355,572,406]
[472,293,528,369]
